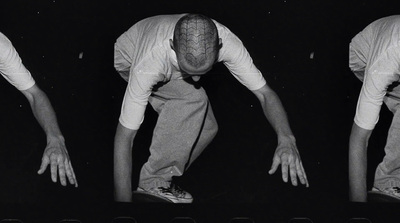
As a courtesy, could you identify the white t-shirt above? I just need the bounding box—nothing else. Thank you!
[349,15,400,130]
[0,32,35,91]
[115,14,267,130]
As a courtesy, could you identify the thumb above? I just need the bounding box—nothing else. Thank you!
[37,155,50,174]
[268,155,281,175]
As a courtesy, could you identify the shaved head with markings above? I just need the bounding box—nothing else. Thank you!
[172,14,220,75]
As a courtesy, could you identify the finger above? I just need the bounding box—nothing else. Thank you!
[281,153,289,183]
[297,160,309,187]
[64,159,75,185]
[37,155,50,174]
[57,156,67,186]
[268,155,281,175]
[300,162,309,187]
[289,156,298,186]
[50,155,58,183]
[295,158,306,186]
[69,161,78,187]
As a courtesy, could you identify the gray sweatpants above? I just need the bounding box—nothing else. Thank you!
[114,42,218,190]
[138,79,218,189]
[374,93,400,190]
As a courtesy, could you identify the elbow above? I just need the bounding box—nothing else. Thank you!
[21,84,47,106]
[349,122,372,149]
[114,122,137,151]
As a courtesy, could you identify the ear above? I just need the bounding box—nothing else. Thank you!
[218,38,223,49]
[169,39,175,51]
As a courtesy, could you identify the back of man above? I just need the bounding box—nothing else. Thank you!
[115,14,180,82]
[114,14,265,130]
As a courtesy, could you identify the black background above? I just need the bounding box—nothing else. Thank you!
[1,0,400,222]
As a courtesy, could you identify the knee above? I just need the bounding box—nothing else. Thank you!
[187,89,209,111]
[206,112,219,137]
[212,122,219,138]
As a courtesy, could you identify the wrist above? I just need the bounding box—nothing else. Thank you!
[277,134,296,144]
[46,134,65,145]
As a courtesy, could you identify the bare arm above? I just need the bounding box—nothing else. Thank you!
[252,84,293,139]
[114,122,137,202]
[21,84,77,187]
[252,84,309,187]
[349,122,372,202]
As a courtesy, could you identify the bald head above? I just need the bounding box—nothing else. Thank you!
[172,14,220,74]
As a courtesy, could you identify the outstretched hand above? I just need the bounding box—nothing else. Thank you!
[37,140,78,187]
[268,138,309,187]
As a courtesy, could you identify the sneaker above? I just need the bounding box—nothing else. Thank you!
[372,187,400,199]
[137,184,193,203]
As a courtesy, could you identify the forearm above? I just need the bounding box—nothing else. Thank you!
[22,86,64,143]
[114,123,137,202]
[114,147,133,202]
[349,122,371,202]
[253,86,294,141]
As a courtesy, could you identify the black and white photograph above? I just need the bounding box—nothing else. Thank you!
[1,0,400,222]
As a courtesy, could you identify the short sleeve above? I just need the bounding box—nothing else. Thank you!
[219,32,266,91]
[0,32,35,90]
[354,46,400,130]
[119,53,165,130]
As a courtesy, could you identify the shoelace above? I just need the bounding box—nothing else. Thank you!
[158,184,186,197]
[173,185,190,198]
[158,187,174,194]
[171,184,184,193]
[392,187,400,193]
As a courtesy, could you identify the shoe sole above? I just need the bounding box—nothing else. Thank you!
[368,190,400,202]
[132,191,173,203]
[134,189,193,203]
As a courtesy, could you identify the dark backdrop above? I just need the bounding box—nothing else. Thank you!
[1,0,400,222]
